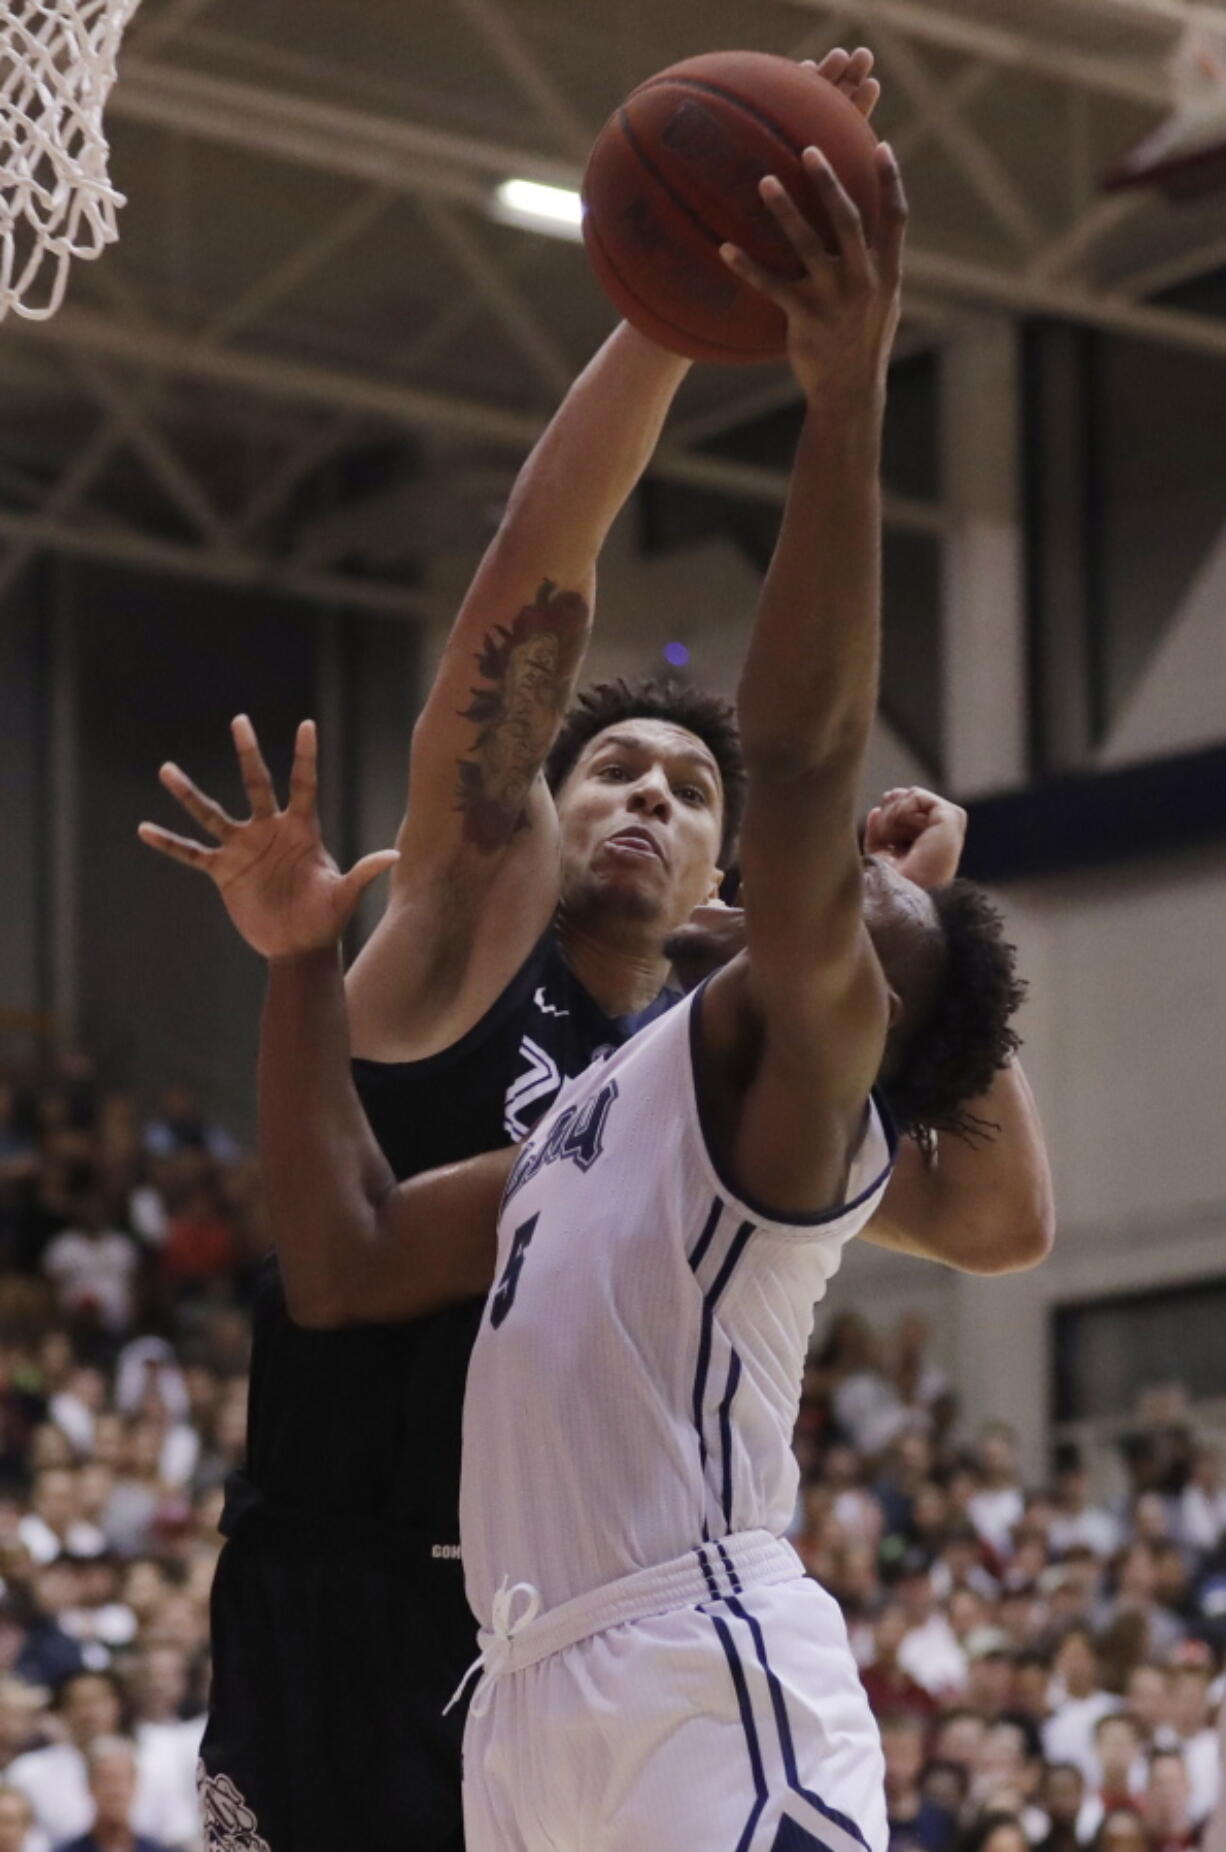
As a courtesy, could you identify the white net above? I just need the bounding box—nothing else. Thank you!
[0,0,142,322]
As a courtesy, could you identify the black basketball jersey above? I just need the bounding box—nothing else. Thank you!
[232,930,679,1542]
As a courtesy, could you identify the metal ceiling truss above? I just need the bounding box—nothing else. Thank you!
[101,46,1226,359]
[6,0,1226,611]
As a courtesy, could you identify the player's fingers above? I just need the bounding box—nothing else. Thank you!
[809,50,850,87]
[719,242,790,307]
[137,821,218,873]
[758,174,829,275]
[230,713,278,820]
[157,763,237,841]
[287,717,319,819]
[882,794,931,828]
[852,76,882,119]
[874,143,909,282]
[843,47,875,88]
[800,148,869,281]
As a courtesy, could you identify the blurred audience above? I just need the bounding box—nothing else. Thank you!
[0,1054,249,1851]
[58,1734,174,1852]
[0,1053,1219,1852]
[802,1309,1223,1852]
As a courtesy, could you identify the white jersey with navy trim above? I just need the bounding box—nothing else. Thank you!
[460,982,896,1630]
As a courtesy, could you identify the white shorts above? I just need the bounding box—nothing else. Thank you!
[462,1540,886,1852]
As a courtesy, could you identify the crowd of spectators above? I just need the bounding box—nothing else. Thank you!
[796,1312,1225,1852]
[0,1051,256,1852]
[0,1046,1222,1852]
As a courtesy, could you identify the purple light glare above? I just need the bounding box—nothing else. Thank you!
[662,641,690,668]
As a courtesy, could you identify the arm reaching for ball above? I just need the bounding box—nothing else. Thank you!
[694,137,908,1214]
[344,47,885,1070]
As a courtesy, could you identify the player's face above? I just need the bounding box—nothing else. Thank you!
[556,720,724,930]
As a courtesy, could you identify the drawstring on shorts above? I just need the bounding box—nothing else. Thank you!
[445,1577,542,1720]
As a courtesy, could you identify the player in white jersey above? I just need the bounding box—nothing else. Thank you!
[442,143,1033,1851]
[441,146,1029,1850]
[456,987,897,1852]
[142,120,1043,1852]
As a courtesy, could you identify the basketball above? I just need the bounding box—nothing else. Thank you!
[582,51,882,364]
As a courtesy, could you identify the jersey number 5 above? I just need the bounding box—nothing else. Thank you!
[489,1213,539,1329]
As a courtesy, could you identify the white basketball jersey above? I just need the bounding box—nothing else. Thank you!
[460,985,896,1630]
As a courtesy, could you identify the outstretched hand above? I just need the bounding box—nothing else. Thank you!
[719,57,906,409]
[865,786,967,890]
[807,45,882,121]
[138,716,398,960]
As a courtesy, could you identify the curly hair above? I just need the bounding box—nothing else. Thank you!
[545,677,746,864]
[882,880,1026,1150]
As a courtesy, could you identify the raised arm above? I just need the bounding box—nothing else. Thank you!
[346,50,886,1067]
[859,787,1054,1271]
[344,324,691,1062]
[700,144,907,1215]
[138,717,506,1326]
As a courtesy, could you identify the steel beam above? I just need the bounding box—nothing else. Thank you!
[65,351,234,546]
[1117,229,1226,299]
[115,57,581,196]
[906,246,1226,355]
[104,58,1226,360]
[415,198,573,398]
[1032,0,1226,30]
[871,21,1043,250]
[4,304,949,529]
[1027,193,1150,283]
[199,187,395,351]
[0,507,447,619]
[777,0,1168,106]
[452,0,592,160]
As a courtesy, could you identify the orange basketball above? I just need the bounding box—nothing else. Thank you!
[582,51,881,364]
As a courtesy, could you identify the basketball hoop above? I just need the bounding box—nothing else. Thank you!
[0,0,143,322]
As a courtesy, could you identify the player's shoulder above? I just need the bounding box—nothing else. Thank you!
[352,930,555,1087]
[688,970,897,1243]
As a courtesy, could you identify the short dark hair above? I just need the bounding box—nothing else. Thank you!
[545,677,745,864]
[882,880,1025,1148]
[961,1811,1027,1852]
[54,1667,126,1712]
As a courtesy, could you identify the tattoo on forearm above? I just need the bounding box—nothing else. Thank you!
[456,579,590,851]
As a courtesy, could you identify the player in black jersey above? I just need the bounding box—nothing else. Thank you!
[140,52,1052,1852]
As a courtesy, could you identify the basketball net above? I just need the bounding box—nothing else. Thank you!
[0,0,142,321]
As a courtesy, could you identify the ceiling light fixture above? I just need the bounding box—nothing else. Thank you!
[490,177,584,242]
